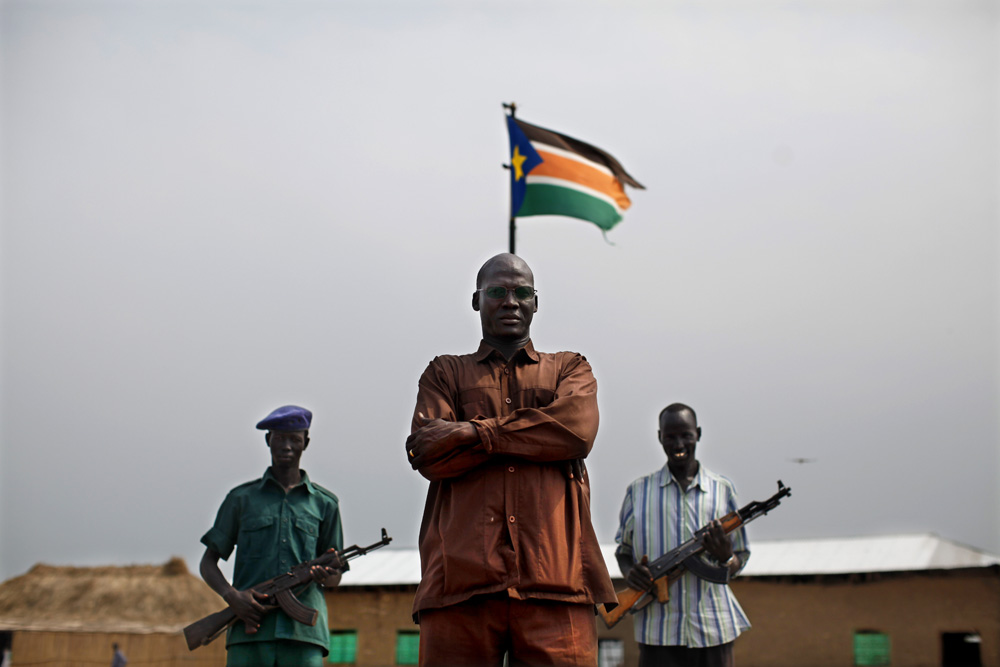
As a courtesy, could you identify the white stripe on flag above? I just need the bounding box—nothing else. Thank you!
[529,143,615,178]
[524,175,624,214]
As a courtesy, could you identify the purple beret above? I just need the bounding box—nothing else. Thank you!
[256,405,312,432]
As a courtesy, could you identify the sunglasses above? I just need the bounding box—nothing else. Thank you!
[479,285,537,301]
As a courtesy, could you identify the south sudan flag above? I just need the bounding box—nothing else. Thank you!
[507,116,644,231]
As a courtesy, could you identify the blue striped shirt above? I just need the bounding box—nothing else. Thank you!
[614,463,751,647]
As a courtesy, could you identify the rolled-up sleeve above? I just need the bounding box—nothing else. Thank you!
[201,491,241,560]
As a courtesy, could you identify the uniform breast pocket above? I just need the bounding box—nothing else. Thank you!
[238,515,277,556]
[294,516,320,557]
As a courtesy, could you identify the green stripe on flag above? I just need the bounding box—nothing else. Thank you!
[517,183,622,231]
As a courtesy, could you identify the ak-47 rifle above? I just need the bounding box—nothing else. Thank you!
[599,481,790,629]
[184,528,393,650]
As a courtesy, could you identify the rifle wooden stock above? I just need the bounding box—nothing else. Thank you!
[598,569,684,629]
[599,481,791,629]
[597,587,646,629]
[183,608,239,650]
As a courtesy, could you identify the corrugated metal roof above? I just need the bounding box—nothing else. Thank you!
[340,534,1000,587]
[343,548,423,586]
[737,534,1000,576]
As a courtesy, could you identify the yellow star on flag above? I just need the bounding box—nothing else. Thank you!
[511,145,528,181]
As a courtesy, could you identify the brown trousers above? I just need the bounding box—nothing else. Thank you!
[638,642,734,667]
[418,595,598,667]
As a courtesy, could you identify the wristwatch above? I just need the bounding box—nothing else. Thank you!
[721,554,737,568]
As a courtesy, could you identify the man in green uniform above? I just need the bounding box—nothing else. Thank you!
[199,405,344,667]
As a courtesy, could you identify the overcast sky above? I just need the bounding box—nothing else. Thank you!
[1,0,997,582]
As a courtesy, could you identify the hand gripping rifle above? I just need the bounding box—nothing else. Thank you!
[598,481,790,629]
[184,528,393,650]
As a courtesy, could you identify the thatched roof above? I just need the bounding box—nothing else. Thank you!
[0,557,225,633]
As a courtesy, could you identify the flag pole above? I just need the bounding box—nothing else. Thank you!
[503,101,517,254]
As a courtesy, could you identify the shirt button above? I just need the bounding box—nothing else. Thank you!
[505,398,511,404]
[508,466,515,473]
[504,368,509,375]
[282,539,287,543]
[509,516,516,523]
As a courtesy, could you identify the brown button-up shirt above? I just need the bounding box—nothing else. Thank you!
[410,340,616,616]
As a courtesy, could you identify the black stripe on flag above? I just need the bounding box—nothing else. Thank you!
[514,118,645,190]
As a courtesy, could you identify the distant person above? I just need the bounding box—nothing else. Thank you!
[405,253,616,666]
[615,403,751,667]
[110,643,127,667]
[199,405,345,667]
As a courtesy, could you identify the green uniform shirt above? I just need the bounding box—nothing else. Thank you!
[202,468,344,654]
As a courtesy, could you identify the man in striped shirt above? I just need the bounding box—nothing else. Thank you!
[614,403,751,667]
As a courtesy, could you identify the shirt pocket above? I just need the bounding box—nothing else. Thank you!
[294,516,320,558]
[458,386,495,421]
[512,386,555,408]
[238,515,277,556]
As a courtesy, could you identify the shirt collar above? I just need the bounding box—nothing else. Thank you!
[659,462,706,492]
[474,339,540,364]
[261,467,315,494]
